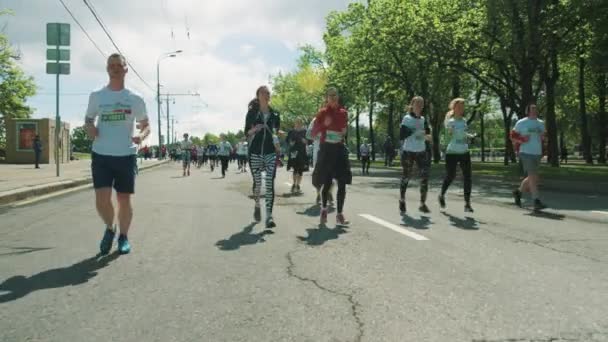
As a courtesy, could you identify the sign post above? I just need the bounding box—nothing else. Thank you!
[46,23,70,177]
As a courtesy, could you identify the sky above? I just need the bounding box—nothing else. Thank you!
[1,0,356,145]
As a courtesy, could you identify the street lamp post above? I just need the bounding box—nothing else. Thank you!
[157,50,182,158]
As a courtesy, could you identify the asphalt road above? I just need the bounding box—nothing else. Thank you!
[1,162,607,342]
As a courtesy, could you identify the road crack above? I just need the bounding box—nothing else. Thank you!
[483,229,604,263]
[286,250,364,342]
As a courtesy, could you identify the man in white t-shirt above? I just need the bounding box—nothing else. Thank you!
[360,141,371,175]
[85,53,150,255]
[510,103,547,210]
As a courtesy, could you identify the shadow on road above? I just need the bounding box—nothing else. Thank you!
[0,246,53,257]
[297,224,348,246]
[440,212,484,230]
[401,215,432,230]
[296,204,335,217]
[0,252,119,303]
[524,210,566,221]
[215,223,274,251]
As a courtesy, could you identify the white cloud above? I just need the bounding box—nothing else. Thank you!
[1,0,357,145]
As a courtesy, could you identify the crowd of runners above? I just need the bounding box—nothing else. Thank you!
[85,53,549,255]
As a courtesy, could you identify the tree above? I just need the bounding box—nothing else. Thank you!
[271,46,327,128]
[71,126,92,153]
[0,11,37,149]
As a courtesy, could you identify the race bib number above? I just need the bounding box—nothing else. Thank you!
[326,130,342,143]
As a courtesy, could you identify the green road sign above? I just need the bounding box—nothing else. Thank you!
[46,62,70,75]
[46,49,70,61]
[46,23,70,46]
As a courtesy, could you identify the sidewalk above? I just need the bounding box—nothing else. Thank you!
[0,158,169,205]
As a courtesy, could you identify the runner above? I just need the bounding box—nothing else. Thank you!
[360,139,371,175]
[510,103,548,210]
[84,53,150,255]
[245,85,280,228]
[236,137,249,172]
[439,98,474,212]
[307,116,334,205]
[311,87,350,225]
[196,144,204,168]
[399,96,432,215]
[218,134,233,178]
[208,143,218,172]
[180,133,193,177]
[286,118,308,194]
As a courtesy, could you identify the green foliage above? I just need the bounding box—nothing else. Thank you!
[71,126,92,153]
[0,13,37,149]
[271,46,328,129]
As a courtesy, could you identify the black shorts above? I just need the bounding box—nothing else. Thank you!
[92,152,137,194]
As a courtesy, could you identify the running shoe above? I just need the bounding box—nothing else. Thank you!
[464,203,474,213]
[336,213,349,225]
[513,189,522,207]
[291,184,296,194]
[399,200,406,215]
[99,227,116,255]
[419,203,431,213]
[117,234,131,255]
[534,199,547,211]
[320,208,328,224]
[438,194,446,209]
[296,185,302,194]
[254,205,261,222]
[266,217,276,229]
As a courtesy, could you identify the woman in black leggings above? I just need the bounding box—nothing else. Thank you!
[439,98,474,212]
[311,87,350,225]
[245,85,280,228]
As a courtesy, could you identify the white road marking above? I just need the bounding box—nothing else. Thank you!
[359,214,429,241]
[592,211,608,216]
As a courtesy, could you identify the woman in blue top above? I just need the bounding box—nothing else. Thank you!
[439,98,474,213]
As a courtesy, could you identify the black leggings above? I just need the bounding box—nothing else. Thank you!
[440,153,472,202]
[322,179,346,213]
[400,151,430,203]
[220,156,229,176]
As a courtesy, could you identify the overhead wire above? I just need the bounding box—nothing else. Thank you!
[82,0,155,92]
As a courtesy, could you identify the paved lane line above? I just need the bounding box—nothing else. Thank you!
[592,211,608,216]
[359,214,429,241]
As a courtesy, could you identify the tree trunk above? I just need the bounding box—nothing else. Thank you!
[369,82,376,161]
[543,43,560,167]
[500,100,516,165]
[452,71,461,98]
[387,98,395,142]
[598,73,607,164]
[356,106,361,161]
[559,130,565,157]
[480,112,486,162]
[578,53,593,164]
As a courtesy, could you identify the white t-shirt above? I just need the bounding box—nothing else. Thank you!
[445,118,469,154]
[514,117,545,156]
[401,114,427,153]
[237,142,248,155]
[180,140,193,152]
[360,144,370,156]
[85,87,148,156]
[218,141,232,156]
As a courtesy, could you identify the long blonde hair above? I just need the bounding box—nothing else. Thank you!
[407,96,424,113]
[445,98,465,123]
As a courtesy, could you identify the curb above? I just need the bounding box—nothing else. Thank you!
[0,160,170,206]
[349,161,608,196]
